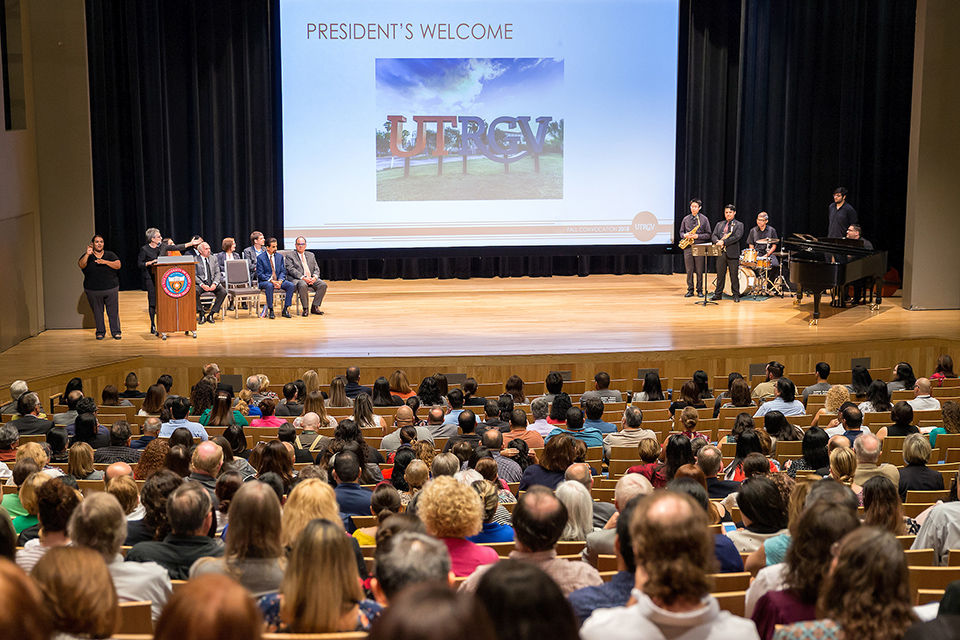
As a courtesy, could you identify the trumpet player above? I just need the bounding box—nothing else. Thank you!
[680,198,712,297]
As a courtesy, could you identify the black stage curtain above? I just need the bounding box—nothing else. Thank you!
[86,0,914,288]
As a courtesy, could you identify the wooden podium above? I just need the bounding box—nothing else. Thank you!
[152,258,198,340]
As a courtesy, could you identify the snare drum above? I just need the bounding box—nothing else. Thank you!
[756,256,771,269]
[740,248,758,265]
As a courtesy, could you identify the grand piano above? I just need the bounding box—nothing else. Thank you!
[784,235,887,325]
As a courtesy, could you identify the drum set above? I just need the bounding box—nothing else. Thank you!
[737,247,790,297]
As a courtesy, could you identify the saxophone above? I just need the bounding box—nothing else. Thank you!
[679,218,700,249]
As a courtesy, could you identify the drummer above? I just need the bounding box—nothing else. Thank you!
[746,211,779,267]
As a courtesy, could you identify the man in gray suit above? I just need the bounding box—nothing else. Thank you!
[285,236,328,316]
[194,242,226,324]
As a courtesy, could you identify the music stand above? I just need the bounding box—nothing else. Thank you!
[690,244,722,306]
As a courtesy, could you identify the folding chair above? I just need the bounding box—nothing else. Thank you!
[224,259,261,319]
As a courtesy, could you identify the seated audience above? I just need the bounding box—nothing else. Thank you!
[519,432,576,491]
[755,378,805,417]
[13,471,51,534]
[581,491,760,640]
[155,573,263,640]
[32,546,121,639]
[749,500,861,639]
[773,528,916,640]
[352,483,402,546]
[159,396,209,441]
[126,480,225,578]
[863,476,919,536]
[668,380,707,417]
[368,583,496,640]
[859,379,894,414]
[852,432,900,487]
[70,492,172,622]
[928,400,960,448]
[0,557,53,639]
[1,458,38,517]
[190,480,284,596]
[93,420,143,464]
[582,473,652,566]
[876,401,920,443]
[897,433,944,501]
[697,444,741,498]
[555,480,595,541]
[913,469,960,564]
[784,425,829,477]
[418,475,498,577]
[907,377,941,411]
[371,531,454,605]
[603,406,656,458]
[260,518,382,632]
[467,479,515,543]
[476,561,580,640]
[727,475,789,553]
[15,478,80,571]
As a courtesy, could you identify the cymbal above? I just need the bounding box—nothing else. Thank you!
[772,251,791,257]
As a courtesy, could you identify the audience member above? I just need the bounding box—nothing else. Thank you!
[897,433,944,501]
[753,361,784,399]
[505,407,543,448]
[461,485,602,594]
[908,377,941,411]
[332,450,373,532]
[261,518,382,632]
[476,561,580,640]
[369,583,496,640]
[92,420,143,464]
[784,425,829,477]
[519,432,576,491]
[727,475,789,553]
[581,491,760,640]
[125,469,182,545]
[442,409,482,451]
[190,480,284,596]
[13,471,51,534]
[70,491,172,621]
[928,400,960,448]
[154,573,263,640]
[159,396,209,440]
[555,480,595,541]
[15,478,80,571]
[0,557,52,639]
[565,461,616,527]
[126,481,224,578]
[749,500,861,639]
[666,478,744,573]
[852,432,900,487]
[755,378,805,417]
[774,527,916,640]
[32,546,121,639]
[696,444,740,498]
[371,531,454,605]
[9,392,54,435]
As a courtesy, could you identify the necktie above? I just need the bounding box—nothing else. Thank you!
[200,258,207,282]
[725,222,730,235]
[271,256,277,281]
[300,252,309,277]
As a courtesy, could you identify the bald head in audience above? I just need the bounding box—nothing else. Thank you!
[393,406,415,429]
[827,435,851,452]
[427,407,446,426]
[105,462,133,481]
[565,462,595,491]
[696,445,724,478]
[191,441,223,478]
[301,412,320,431]
[143,417,161,437]
[853,433,881,465]
[614,472,653,510]
[513,486,568,553]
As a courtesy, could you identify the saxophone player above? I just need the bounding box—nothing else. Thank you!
[680,198,712,297]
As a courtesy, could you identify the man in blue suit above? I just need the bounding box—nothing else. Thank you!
[255,237,296,319]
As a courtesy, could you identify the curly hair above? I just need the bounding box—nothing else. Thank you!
[134,438,170,480]
[824,385,851,414]
[412,440,436,469]
[943,401,960,434]
[417,476,484,538]
[140,469,183,540]
[190,375,217,416]
[783,501,860,605]
[631,491,716,605]
[818,527,917,640]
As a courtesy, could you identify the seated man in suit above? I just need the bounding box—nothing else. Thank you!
[284,236,328,317]
[255,237,296,319]
[194,242,226,325]
[9,393,54,436]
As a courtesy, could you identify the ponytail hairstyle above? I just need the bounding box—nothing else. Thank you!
[371,484,402,525]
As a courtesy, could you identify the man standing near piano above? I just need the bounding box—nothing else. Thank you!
[828,187,858,238]
[711,205,744,303]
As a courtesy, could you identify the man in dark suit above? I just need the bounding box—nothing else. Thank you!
[255,237,296,319]
[332,451,372,532]
[697,445,740,499]
[241,231,266,284]
[344,366,373,399]
[710,204,744,303]
[194,242,226,324]
[285,236,328,317]
[9,392,54,436]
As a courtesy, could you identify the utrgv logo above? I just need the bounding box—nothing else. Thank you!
[387,115,553,164]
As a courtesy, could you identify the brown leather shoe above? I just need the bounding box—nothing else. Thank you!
[311,305,323,315]
[302,309,309,317]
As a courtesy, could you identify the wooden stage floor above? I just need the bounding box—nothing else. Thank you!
[2,274,958,385]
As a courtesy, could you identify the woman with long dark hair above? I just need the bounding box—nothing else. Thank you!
[727,475,789,553]
[504,375,526,405]
[372,377,403,407]
[723,429,763,481]
[785,425,830,477]
[547,392,573,425]
[416,377,443,407]
[887,362,917,393]
[859,379,893,414]
[202,391,249,427]
[693,370,713,400]
[847,365,873,400]
[138,383,167,417]
[633,371,664,402]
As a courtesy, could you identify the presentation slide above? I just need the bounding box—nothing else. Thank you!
[279,0,679,250]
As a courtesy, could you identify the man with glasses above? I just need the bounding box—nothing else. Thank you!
[284,236,328,316]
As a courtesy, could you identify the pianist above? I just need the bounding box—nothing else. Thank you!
[846,224,873,250]
[846,224,874,304]
[828,187,858,238]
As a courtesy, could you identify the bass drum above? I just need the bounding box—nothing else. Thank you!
[724,266,757,296]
